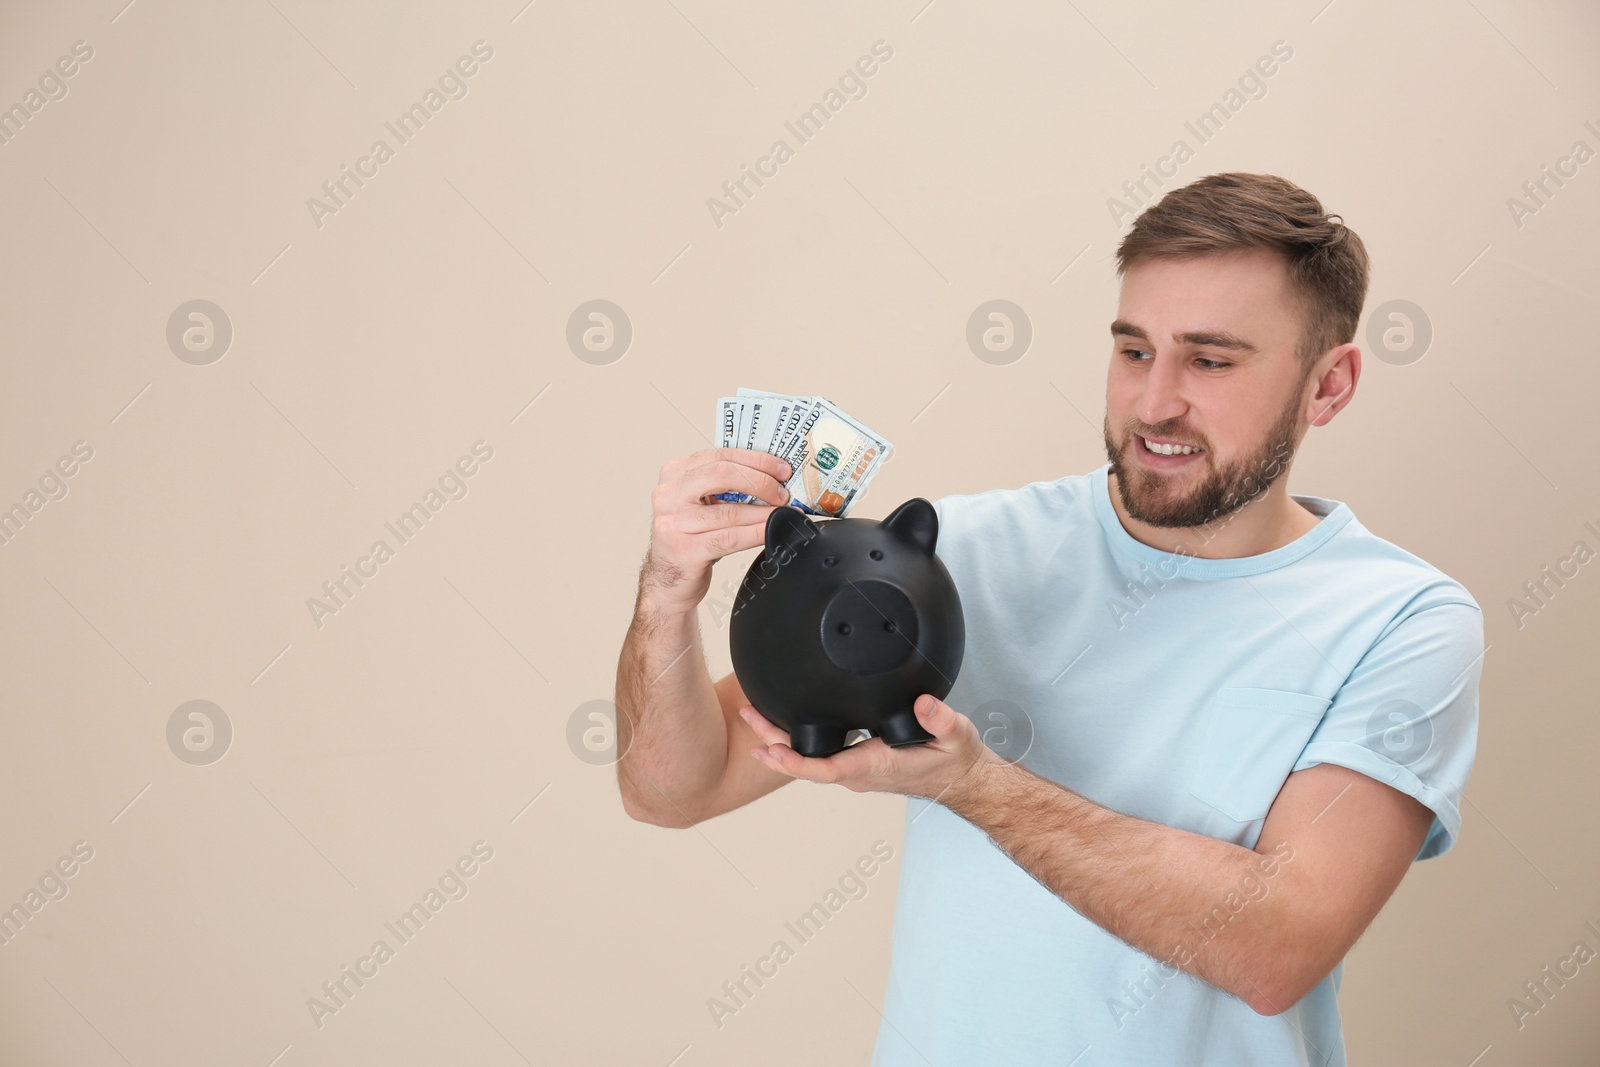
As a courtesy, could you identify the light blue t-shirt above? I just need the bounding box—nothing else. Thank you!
[870,463,1484,1067]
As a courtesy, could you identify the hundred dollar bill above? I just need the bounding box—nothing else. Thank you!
[779,397,892,516]
[733,395,776,505]
[711,396,746,503]
[719,389,813,505]
[735,390,806,506]
[737,387,810,465]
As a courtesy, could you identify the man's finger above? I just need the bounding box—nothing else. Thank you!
[674,501,773,534]
[915,694,961,738]
[775,737,880,785]
[739,705,793,747]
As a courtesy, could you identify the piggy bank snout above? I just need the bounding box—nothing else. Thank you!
[819,579,920,675]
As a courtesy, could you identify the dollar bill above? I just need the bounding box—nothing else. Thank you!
[708,389,892,515]
[711,396,746,504]
[778,398,891,516]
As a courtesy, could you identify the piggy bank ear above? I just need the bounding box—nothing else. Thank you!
[766,504,821,561]
[880,497,938,553]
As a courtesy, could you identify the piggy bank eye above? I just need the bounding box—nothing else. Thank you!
[823,556,838,567]
[869,549,884,560]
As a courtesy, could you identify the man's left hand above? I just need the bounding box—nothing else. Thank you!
[739,695,1000,805]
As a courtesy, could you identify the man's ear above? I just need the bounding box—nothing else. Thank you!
[1307,344,1360,427]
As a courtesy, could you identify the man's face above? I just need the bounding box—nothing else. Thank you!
[1102,249,1315,529]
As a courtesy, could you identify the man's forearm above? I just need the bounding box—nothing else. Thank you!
[942,757,1302,1013]
[614,578,725,826]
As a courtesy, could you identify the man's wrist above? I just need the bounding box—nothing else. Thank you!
[634,575,702,623]
[635,554,707,620]
[942,745,1012,816]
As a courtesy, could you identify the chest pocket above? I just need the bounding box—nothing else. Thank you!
[1189,687,1331,823]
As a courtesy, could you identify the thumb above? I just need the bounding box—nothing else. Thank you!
[914,693,959,735]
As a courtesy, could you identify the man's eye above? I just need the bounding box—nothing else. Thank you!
[1120,349,1231,369]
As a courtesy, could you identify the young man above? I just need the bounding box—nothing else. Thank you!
[616,172,1483,1065]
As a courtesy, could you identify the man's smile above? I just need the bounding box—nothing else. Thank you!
[1132,432,1208,470]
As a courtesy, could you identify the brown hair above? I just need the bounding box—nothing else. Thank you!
[1114,172,1369,369]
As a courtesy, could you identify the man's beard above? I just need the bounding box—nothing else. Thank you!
[1102,387,1303,530]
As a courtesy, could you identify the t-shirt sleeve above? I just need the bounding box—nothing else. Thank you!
[1289,596,1485,861]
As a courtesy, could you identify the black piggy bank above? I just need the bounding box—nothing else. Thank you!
[729,497,965,758]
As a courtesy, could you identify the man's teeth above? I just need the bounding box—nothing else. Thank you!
[1142,436,1203,456]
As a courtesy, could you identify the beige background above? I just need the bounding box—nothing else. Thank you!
[0,0,1596,1064]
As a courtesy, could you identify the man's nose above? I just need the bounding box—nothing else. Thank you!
[1137,354,1188,427]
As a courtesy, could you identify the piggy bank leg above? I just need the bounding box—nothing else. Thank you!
[790,723,848,759]
[874,708,935,749]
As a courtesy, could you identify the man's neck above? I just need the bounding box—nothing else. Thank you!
[1107,471,1322,559]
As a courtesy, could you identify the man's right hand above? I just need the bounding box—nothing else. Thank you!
[642,448,795,615]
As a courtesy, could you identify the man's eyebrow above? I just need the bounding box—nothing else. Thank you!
[1110,319,1260,355]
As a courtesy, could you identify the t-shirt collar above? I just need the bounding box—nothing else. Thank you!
[1089,462,1353,580]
